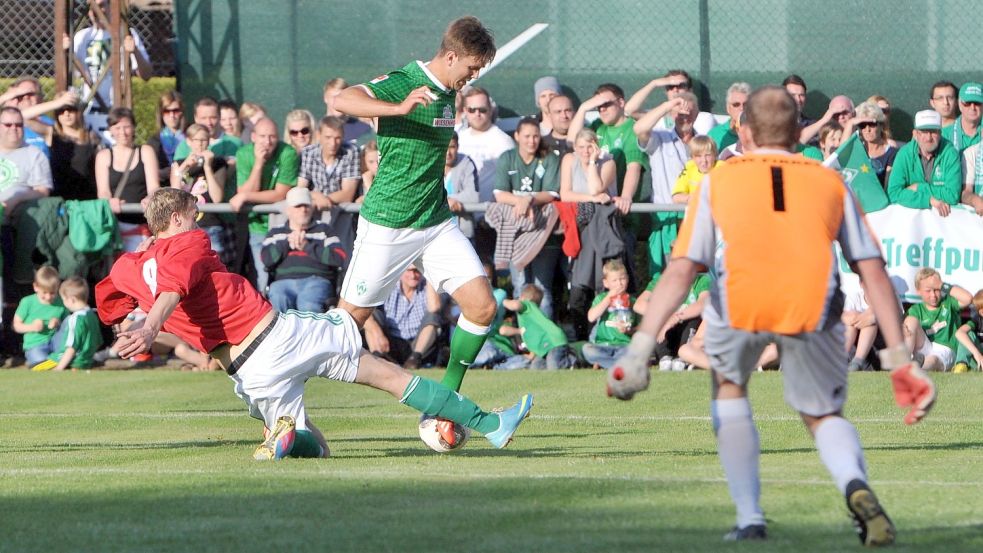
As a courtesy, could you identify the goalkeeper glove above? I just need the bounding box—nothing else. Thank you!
[607,333,656,401]
[879,345,936,425]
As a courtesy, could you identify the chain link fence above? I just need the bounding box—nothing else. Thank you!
[0,0,174,97]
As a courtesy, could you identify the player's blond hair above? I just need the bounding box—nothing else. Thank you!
[59,276,89,303]
[519,283,544,305]
[146,188,197,236]
[914,267,941,290]
[602,259,627,278]
[688,135,717,160]
[34,265,61,293]
[745,86,799,149]
[438,16,496,66]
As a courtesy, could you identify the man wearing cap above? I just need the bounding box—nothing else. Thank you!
[887,110,961,217]
[532,76,561,135]
[940,82,983,153]
[260,186,346,313]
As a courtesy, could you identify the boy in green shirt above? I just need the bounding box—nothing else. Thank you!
[497,284,576,370]
[13,266,68,366]
[904,268,971,371]
[32,277,103,371]
[583,260,637,369]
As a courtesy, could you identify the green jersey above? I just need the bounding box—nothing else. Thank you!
[48,308,103,369]
[591,117,649,200]
[941,117,981,152]
[906,293,962,351]
[708,121,738,151]
[362,61,455,229]
[516,300,568,357]
[646,273,711,307]
[15,293,68,350]
[494,150,560,194]
[591,292,637,346]
[236,142,299,233]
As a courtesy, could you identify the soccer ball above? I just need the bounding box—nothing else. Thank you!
[418,414,471,453]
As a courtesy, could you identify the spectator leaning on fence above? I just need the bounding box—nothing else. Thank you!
[886,110,961,217]
[941,82,983,153]
[94,107,159,252]
[568,83,648,216]
[231,117,299,292]
[0,106,53,218]
[298,116,361,212]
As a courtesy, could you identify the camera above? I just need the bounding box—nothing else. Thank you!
[195,156,205,166]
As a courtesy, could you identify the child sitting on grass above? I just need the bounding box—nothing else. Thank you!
[31,277,103,371]
[582,260,637,369]
[904,267,971,372]
[13,266,68,366]
[496,284,576,370]
[671,135,722,205]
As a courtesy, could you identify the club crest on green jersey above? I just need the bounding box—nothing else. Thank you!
[434,104,455,127]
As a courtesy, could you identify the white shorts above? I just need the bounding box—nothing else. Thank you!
[916,340,955,370]
[340,216,484,306]
[229,309,362,430]
[703,320,849,417]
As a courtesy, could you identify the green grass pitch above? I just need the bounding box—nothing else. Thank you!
[1,369,981,553]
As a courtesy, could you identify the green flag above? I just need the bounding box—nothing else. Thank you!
[823,132,890,213]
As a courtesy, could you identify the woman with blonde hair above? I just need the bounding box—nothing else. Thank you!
[848,102,897,185]
[238,101,266,145]
[283,109,317,153]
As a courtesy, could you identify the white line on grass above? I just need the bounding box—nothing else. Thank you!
[0,466,979,488]
[2,412,980,424]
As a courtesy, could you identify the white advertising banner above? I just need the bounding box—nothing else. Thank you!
[847,204,983,301]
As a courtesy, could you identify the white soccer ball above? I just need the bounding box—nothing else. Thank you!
[418,414,471,453]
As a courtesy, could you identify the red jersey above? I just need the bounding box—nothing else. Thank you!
[95,229,272,353]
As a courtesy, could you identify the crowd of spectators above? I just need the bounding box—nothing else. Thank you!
[4,13,983,373]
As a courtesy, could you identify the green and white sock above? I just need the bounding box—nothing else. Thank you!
[289,429,325,458]
[442,316,490,392]
[400,376,498,434]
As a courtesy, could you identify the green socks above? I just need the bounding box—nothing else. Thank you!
[401,376,498,434]
[289,429,325,458]
[441,316,490,392]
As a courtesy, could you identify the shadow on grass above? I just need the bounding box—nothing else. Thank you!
[1,439,255,453]
[1,478,976,553]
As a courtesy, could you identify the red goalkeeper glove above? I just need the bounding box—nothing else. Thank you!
[607,333,655,401]
[880,346,936,425]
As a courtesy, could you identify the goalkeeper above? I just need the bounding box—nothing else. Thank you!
[607,86,935,546]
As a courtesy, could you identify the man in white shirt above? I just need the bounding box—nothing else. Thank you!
[456,87,515,202]
[0,107,52,218]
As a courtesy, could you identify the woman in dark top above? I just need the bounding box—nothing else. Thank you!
[47,101,101,200]
[95,107,160,252]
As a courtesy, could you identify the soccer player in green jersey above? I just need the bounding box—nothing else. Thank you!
[334,17,502,446]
